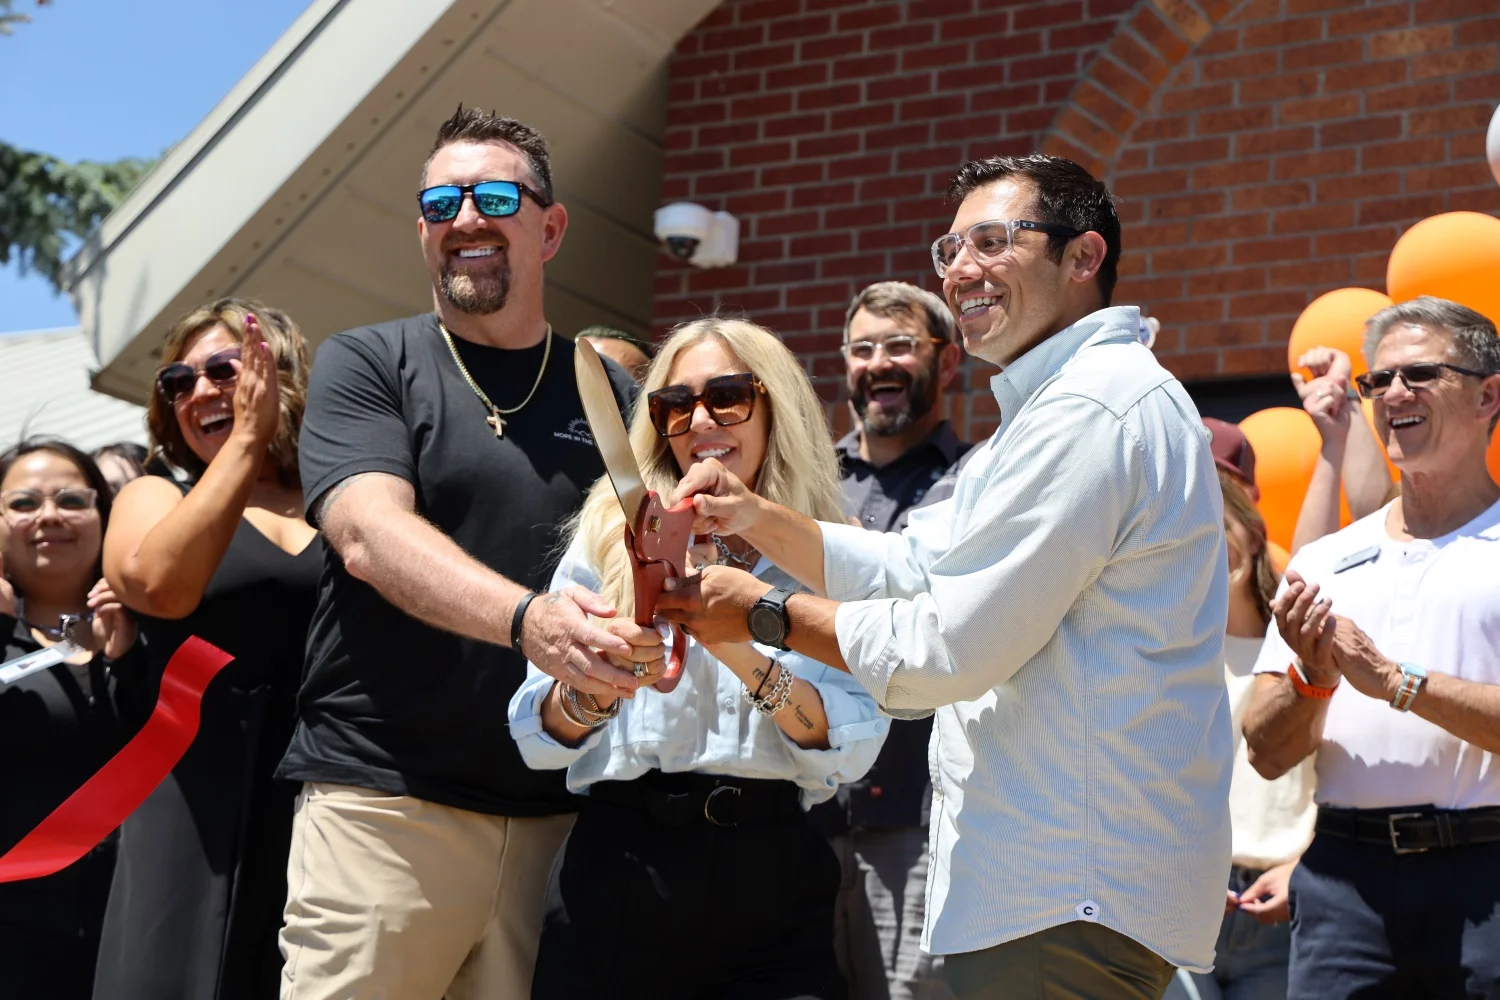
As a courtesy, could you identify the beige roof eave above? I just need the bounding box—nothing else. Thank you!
[69,0,719,405]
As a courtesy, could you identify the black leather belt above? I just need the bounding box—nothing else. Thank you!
[588,771,803,828]
[1316,805,1500,855]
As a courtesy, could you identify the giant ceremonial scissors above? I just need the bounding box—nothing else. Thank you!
[574,339,695,693]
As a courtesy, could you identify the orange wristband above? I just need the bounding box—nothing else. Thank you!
[1288,661,1338,700]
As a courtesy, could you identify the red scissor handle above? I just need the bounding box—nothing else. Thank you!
[627,490,696,693]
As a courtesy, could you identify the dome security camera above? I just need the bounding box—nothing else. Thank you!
[654,203,740,269]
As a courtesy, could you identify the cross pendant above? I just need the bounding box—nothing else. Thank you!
[486,409,506,438]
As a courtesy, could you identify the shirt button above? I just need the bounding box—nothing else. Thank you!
[724,698,735,711]
[866,515,876,523]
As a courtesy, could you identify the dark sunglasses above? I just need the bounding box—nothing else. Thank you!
[417,180,551,224]
[647,373,766,438]
[1354,362,1494,399]
[156,348,243,403]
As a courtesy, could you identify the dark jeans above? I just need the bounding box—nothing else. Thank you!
[943,921,1175,1000]
[1288,831,1500,998]
[531,775,846,1000]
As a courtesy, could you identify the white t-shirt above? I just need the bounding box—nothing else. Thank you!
[1253,498,1500,810]
[1225,635,1316,867]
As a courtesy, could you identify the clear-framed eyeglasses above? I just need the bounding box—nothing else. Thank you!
[0,487,100,525]
[930,218,1084,279]
[842,335,946,362]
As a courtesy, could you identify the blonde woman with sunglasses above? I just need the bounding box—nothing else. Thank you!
[509,317,887,1000]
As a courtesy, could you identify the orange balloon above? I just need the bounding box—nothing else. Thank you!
[1287,288,1392,380]
[1239,407,1352,551]
[1386,211,1500,326]
[1489,430,1500,487]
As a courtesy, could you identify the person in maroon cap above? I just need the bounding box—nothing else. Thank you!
[1204,417,1260,503]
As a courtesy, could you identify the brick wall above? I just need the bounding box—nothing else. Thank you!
[653,0,1500,439]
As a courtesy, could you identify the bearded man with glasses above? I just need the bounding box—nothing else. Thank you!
[659,153,1233,999]
[275,106,639,1000]
[1244,296,1500,999]
[814,281,970,1000]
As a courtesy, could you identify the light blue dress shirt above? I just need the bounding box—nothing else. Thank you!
[508,537,889,808]
[822,307,1232,971]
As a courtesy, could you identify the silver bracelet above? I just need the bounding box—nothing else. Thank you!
[559,684,615,728]
[745,658,795,716]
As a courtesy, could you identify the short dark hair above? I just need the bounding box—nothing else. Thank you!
[843,281,957,345]
[0,437,116,584]
[947,154,1122,306]
[578,325,656,359]
[423,105,554,203]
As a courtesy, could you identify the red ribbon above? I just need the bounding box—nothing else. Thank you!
[0,636,234,883]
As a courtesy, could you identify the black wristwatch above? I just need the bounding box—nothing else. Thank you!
[747,586,794,650]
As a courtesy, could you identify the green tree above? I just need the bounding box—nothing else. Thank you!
[1,0,157,292]
[0,146,157,289]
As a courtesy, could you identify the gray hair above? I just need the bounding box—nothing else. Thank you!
[1364,296,1500,374]
[843,281,958,345]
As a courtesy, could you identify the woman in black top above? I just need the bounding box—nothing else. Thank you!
[95,299,322,1000]
[0,438,145,999]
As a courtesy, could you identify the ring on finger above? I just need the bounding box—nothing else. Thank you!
[633,662,647,679]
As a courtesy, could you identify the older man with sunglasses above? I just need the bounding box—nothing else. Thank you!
[275,107,639,1000]
[1244,296,1500,999]
[659,154,1233,999]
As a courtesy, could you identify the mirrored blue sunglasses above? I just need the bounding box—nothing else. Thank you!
[417,180,551,223]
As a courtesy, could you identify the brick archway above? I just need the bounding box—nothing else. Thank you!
[1041,0,1239,176]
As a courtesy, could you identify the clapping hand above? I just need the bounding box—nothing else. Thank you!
[1271,570,1338,687]
[232,314,283,450]
[83,578,137,660]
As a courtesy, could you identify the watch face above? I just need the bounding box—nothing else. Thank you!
[747,605,784,645]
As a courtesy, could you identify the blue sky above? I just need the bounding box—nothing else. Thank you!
[1,0,312,332]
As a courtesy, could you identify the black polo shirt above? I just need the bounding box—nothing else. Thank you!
[817,421,973,832]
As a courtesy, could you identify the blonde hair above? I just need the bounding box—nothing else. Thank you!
[146,298,309,488]
[1219,468,1277,628]
[567,317,845,616]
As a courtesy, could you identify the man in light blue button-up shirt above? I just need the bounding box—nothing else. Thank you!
[659,155,1232,999]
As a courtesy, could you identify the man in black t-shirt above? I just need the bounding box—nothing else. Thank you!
[276,107,639,1000]
[818,282,971,1000]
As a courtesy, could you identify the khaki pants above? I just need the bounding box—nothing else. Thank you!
[279,782,574,1000]
[944,921,1175,1000]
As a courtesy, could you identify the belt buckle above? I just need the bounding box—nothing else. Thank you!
[704,785,742,827]
[1388,812,1428,854]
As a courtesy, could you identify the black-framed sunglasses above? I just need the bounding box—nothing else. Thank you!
[417,180,552,224]
[930,218,1084,278]
[1354,362,1495,399]
[156,347,243,403]
[647,372,766,438]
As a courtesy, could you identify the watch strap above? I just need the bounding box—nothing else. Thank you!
[1392,661,1426,712]
[1288,660,1338,700]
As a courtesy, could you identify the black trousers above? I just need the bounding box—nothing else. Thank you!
[531,772,846,1000]
[1288,828,1500,998]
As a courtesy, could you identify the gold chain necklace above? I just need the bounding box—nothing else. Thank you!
[438,321,552,439]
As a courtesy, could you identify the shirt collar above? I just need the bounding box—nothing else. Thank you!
[837,420,963,467]
[988,306,1142,437]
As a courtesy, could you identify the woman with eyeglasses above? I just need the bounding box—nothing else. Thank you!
[0,439,145,999]
[511,317,887,1000]
[92,299,322,1000]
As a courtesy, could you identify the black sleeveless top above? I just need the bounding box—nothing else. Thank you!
[93,507,322,1000]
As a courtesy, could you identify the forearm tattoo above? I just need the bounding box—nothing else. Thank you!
[793,703,816,731]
